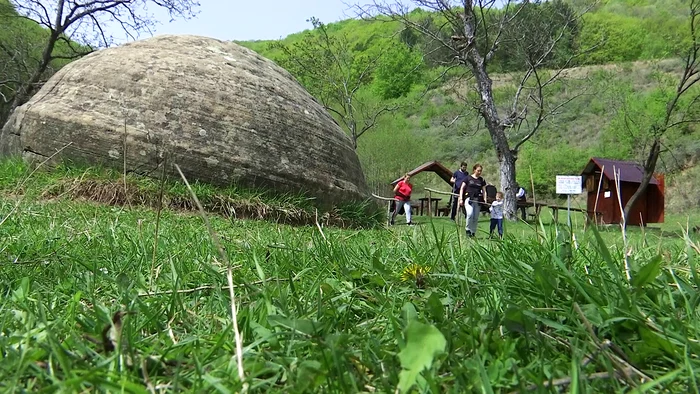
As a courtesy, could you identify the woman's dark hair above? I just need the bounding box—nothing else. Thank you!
[473,163,482,171]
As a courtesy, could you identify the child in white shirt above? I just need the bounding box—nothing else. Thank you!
[489,192,504,239]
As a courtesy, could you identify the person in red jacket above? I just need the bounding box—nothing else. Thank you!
[391,173,414,225]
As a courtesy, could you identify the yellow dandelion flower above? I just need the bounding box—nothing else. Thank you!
[400,263,431,283]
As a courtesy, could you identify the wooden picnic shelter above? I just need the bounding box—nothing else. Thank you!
[580,157,664,226]
[389,161,454,216]
[389,160,453,186]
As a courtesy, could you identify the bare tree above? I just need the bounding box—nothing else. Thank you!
[270,17,405,149]
[356,0,594,220]
[621,0,699,226]
[0,1,45,123]
[4,0,199,112]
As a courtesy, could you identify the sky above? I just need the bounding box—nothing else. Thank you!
[144,0,357,42]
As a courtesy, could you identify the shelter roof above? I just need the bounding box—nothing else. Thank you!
[390,161,453,185]
[580,157,659,185]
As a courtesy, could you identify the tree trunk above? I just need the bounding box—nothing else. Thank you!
[464,46,519,220]
[11,30,59,110]
[348,118,358,149]
[623,137,660,226]
[498,150,518,221]
[10,0,64,111]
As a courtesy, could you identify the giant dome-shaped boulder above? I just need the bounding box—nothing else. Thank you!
[0,35,368,207]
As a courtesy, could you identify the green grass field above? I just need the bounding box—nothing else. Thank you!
[1,161,700,393]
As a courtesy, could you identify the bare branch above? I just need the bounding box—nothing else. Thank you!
[621,0,699,225]
[355,1,459,61]
[270,16,408,147]
[6,0,199,111]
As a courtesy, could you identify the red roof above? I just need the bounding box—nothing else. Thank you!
[581,157,659,185]
[390,161,453,185]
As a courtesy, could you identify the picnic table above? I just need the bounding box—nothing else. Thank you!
[417,197,441,216]
[519,201,600,223]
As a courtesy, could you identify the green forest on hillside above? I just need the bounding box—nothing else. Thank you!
[239,0,699,213]
[1,0,699,212]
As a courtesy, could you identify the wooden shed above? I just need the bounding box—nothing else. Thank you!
[580,157,664,226]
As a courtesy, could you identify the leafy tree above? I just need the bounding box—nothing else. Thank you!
[270,17,404,148]
[490,0,580,72]
[358,0,594,220]
[2,0,199,119]
[577,12,646,64]
[373,42,423,99]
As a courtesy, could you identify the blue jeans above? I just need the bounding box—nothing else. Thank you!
[465,200,480,235]
[490,218,503,238]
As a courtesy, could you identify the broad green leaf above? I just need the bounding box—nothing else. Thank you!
[203,374,233,394]
[397,321,446,393]
[371,253,390,276]
[503,306,535,334]
[525,311,572,333]
[254,253,266,282]
[296,360,325,392]
[580,303,604,327]
[587,224,622,281]
[268,315,317,336]
[401,302,418,325]
[12,277,30,302]
[426,292,444,323]
[639,326,677,356]
[632,255,662,289]
[250,321,279,348]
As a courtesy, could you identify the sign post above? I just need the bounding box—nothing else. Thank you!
[556,175,582,227]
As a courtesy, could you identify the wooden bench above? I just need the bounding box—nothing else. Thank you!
[436,207,450,217]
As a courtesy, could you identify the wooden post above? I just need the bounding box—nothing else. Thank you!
[371,193,397,226]
[387,200,392,226]
[428,190,432,217]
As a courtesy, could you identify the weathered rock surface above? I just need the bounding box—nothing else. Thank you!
[0,35,368,207]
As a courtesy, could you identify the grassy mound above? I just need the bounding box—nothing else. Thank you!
[0,159,384,230]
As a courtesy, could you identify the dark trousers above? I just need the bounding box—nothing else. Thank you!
[490,218,503,238]
[449,193,465,220]
[518,198,527,221]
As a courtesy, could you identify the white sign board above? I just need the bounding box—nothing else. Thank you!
[556,175,582,194]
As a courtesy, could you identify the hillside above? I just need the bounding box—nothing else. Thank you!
[238,1,699,214]
[1,0,698,214]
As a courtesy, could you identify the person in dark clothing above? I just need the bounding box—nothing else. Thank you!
[449,162,469,220]
[516,183,527,221]
[482,184,497,216]
[458,164,487,237]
